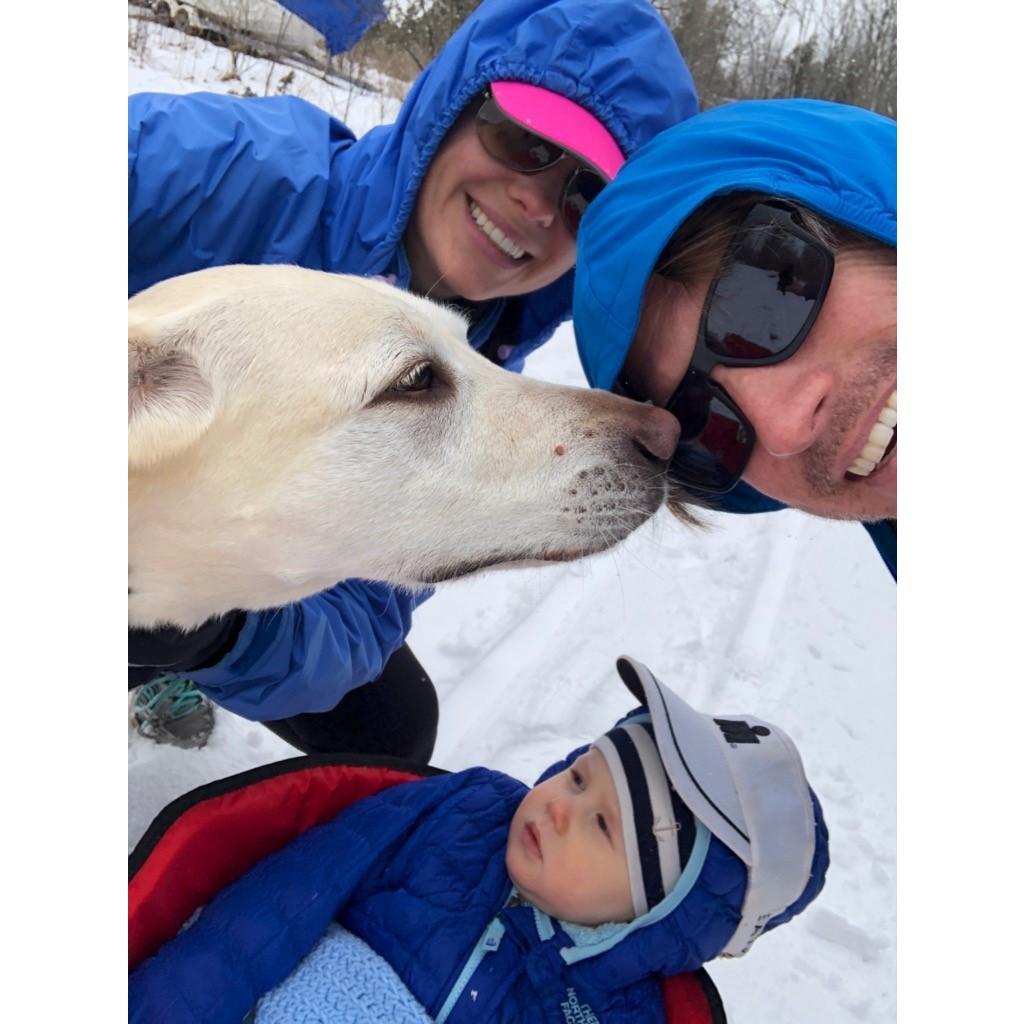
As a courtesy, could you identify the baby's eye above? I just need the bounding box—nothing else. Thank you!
[597,814,610,836]
[570,769,584,789]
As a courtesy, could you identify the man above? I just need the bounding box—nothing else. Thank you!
[573,99,896,577]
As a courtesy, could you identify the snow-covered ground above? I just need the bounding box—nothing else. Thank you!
[128,14,895,1022]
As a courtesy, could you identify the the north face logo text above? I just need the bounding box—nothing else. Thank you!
[561,987,600,1024]
[715,719,771,744]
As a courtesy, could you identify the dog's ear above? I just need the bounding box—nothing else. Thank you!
[129,329,215,470]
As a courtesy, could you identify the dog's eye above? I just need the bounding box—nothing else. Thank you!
[388,362,434,394]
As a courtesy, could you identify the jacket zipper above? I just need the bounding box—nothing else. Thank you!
[434,914,507,1023]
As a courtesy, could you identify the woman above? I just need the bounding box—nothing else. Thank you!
[128,0,698,753]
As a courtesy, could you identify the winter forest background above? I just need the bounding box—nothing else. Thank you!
[380,0,895,116]
[133,1,895,116]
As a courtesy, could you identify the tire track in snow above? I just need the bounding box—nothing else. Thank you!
[702,512,806,701]
[431,552,637,768]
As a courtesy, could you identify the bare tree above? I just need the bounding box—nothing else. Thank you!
[378,0,481,73]
[655,0,739,107]
[660,0,895,116]
[128,7,152,65]
[209,0,262,81]
[816,0,896,117]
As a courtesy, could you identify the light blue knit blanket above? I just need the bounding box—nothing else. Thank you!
[253,922,433,1023]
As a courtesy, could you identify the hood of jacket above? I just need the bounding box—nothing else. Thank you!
[327,0,698,360]
[572,98,896,514]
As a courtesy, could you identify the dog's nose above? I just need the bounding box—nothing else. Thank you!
[632,404,681,464]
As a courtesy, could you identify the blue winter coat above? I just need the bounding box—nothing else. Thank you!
[127,0,699,718]
[573,99,897,577]
[128,734,827,1023]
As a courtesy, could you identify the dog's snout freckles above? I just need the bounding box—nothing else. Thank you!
[563,464,626,519]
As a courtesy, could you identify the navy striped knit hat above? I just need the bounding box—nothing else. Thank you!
[593,717,696,917]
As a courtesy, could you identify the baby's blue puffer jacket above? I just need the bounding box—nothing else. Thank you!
[129,735,827,1023]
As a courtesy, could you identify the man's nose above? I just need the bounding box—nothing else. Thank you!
[547,799,570,835]
[713,361,834,458]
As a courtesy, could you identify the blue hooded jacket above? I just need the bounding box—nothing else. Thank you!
[573,99,897,577]
[128,0,698,717]
[128,725,828,1023]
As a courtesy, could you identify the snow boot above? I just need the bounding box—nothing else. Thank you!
[130,674,214,749]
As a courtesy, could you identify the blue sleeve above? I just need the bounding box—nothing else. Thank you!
[128,91,354,295]
[189,581,430,721]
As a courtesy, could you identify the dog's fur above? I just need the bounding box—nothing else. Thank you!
[129,265,677,629]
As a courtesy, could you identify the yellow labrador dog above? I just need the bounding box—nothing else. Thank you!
[129,266,680,630]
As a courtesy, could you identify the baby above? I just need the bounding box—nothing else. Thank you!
[129,657,829,1024]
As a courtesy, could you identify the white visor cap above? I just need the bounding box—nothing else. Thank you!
[616,656,817,957]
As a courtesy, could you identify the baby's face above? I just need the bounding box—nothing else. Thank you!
[505,747,634,925]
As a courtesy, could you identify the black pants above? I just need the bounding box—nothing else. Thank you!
[261,644,439,764]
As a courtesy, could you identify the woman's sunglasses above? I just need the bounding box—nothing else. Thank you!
[616,202,835,493]
[474,92,607,237]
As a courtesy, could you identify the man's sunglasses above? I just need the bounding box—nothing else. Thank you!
[474,92,607,237]
[616,202,835,493]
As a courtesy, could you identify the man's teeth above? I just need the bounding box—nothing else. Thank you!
[847,390,896,477]
[469,201,526,260]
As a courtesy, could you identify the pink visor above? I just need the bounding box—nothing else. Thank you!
[490,80,625,182]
